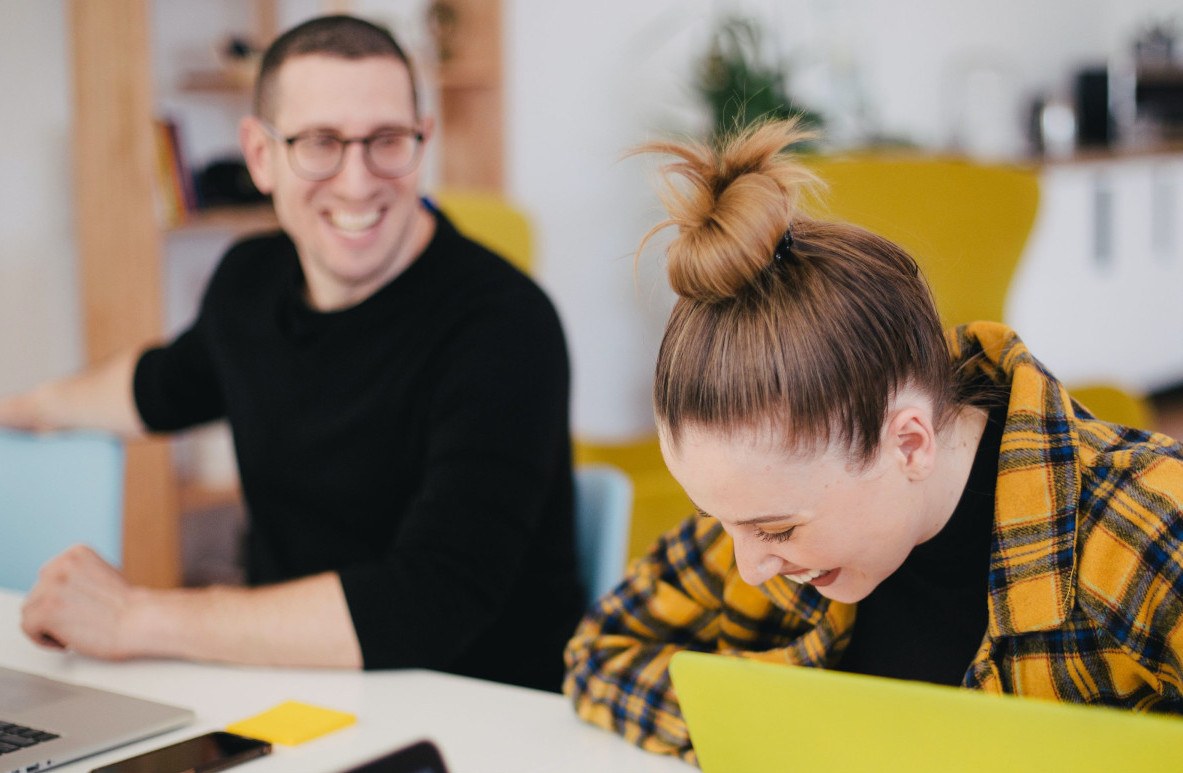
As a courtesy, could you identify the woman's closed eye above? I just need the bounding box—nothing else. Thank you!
[755,525,796,543]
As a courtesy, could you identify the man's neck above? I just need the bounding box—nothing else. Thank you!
[303,202,437,312]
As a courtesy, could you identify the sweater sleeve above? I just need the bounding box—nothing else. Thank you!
[134,325,226,432]
[132,251,236,431]
[334,282,576,673]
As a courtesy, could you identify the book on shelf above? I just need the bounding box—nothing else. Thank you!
[151,116,198,227]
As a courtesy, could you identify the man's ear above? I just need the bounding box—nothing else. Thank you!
[886,407,937,481]
[417,114,436,145]
[239,116,276,194]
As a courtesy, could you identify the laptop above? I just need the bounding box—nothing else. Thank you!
[668,650,1183,773]
[0,666,194,773]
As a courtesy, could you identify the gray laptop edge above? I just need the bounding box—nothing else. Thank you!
[0,666,194,773]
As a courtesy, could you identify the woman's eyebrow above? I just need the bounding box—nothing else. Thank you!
[733,513,799,526]
[691,502,797,526]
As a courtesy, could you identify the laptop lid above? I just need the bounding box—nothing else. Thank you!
[0,666,194,772]
[668,651,1183,773]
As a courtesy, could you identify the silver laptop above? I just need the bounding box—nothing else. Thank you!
[0,666,194,773]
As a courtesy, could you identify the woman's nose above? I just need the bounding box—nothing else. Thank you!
[735,545,785,586]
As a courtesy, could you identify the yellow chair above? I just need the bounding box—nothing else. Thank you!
[1067,384,1154,429]
[432,189,533,274]
[807,154,1153,429]
[805,155,1039,327]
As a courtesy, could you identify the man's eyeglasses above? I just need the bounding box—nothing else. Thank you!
[257,119,425,181]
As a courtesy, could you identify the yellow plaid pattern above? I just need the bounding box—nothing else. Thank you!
[563,322,1183,762]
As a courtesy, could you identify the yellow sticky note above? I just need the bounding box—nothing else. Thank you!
[226,700,356,746]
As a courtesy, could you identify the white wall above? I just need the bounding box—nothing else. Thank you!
[0,1,79,395]
[506,0,709,439]
[3,0,1181,436]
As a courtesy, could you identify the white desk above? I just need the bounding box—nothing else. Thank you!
[0,590,691,773]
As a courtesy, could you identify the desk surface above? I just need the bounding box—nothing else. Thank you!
[0,590,691,773]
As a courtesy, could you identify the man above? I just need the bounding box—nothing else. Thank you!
[0,15,583,692]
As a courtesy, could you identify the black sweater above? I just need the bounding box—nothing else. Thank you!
[134,212,584,691]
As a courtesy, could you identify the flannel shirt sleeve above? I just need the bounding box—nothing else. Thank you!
[562,514,822,762]
[1078,440,1183,708]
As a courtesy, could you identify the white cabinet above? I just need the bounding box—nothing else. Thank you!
[1008,152,1183,394]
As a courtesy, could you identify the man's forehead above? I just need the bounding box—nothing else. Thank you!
[271,53,416,125]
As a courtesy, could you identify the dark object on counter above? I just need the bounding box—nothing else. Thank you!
[196,159,268,207]
[1076,67,1116,147]
[1136,66,1183,137]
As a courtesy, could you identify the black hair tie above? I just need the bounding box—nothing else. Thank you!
[773,228,794,263]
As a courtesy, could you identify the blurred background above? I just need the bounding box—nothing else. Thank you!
[2,0,1182,585]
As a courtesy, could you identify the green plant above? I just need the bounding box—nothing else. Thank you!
[697,16,824,140]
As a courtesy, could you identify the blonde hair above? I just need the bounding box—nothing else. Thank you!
[642,119,959,463]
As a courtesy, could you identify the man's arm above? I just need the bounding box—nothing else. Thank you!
[0,348,147,437]
[20,545,362,668]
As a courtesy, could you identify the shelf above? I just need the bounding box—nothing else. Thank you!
[179,481,242,513]
[167,203,278,235]
[437,64,499,91]
[179,69,255,94]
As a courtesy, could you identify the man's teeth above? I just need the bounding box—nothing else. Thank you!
[784,568,827,583]
[330,210,380,231]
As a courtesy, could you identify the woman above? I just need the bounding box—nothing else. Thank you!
[563,120,1183,763]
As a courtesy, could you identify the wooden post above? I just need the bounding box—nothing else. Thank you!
[437,0,504,191]
[69,0,181,588]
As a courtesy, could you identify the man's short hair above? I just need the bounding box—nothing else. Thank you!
[253,14,419,121]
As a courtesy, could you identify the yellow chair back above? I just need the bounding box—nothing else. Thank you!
[1069,384,1154,430]
[806,154,1152,429]
[433,189,533,274]
[805,155,1040,327]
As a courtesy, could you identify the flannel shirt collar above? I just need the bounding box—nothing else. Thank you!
[951,322,1080,637]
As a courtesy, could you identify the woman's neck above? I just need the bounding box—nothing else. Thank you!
[919,405,990,544]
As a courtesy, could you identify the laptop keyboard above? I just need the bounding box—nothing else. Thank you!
[0,721,59,755]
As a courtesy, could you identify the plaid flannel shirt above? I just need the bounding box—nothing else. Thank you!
[563,322,1183,763]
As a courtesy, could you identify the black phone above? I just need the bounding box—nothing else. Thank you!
[90,730,271,773]
[338,739,450,773]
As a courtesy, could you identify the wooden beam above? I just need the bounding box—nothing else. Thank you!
[437,0,504,191]
[69,0,181,588]
[255,0,279,47]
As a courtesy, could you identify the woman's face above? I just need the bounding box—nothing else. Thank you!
[660,420,938,604]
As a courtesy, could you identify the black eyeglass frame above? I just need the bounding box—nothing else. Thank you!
[256,119,426,181]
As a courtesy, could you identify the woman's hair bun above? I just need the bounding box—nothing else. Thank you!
[636,119,818,302]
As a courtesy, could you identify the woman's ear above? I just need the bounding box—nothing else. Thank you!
[885,406,937,481]
[238,116,276,195]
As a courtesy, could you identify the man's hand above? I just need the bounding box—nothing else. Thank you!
[21,545,142,660]
[20,545,363,668]
[0,349,148,438]
[0,392,46,432]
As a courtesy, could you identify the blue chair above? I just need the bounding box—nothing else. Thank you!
[0,429,124,592]
[574,464,633,604]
